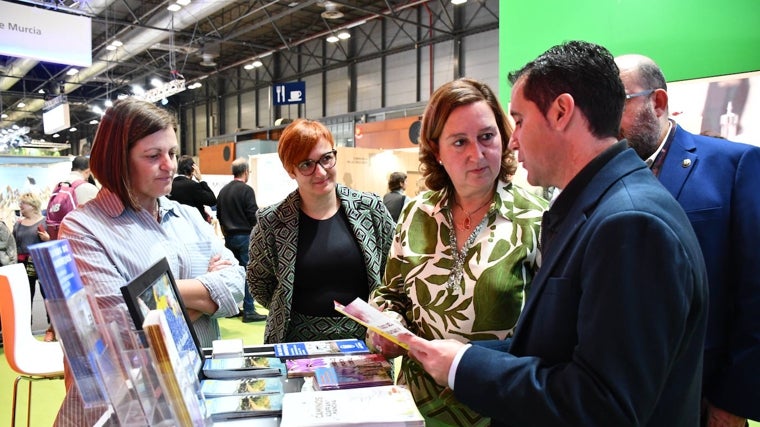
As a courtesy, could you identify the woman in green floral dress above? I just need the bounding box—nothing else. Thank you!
[370,78,547,426]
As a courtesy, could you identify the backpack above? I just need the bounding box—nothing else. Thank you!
[46,180,85,239]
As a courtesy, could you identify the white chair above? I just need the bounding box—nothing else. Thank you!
[0,263,65,427]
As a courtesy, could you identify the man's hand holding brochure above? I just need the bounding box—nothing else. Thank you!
[334,298,411,351]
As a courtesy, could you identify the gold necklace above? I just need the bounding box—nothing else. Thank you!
[456,198,492,230]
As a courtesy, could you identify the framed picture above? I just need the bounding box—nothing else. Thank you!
[120,257,203,374]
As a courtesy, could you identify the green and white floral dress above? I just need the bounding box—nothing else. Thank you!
[372,180,547,426]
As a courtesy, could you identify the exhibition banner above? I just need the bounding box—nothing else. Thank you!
[0,0,92,67]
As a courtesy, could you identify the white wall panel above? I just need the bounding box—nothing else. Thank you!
[224,95,238,133]
[258,88,272,127]
[325,68,348,117]
[386,52,417,105]
[463,29,499,95]
[240,90,255,129]
[195,106,208,146]
[357,58,382,111]
[304,74,323,119]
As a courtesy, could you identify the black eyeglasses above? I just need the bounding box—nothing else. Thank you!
[625,89,655,100]
[296,149,337,176]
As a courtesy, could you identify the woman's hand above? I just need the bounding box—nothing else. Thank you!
[37,226,50,242]
[368,330,406,359]
[207,254,233,272]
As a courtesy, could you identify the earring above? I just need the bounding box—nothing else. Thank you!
[438,160,443,165]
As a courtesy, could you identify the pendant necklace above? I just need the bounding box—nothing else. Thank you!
[456,198,492,230]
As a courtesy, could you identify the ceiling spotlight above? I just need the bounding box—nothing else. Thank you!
[69,127,77,132]
[326,35,339,43]
[176,0,191,5]
[92,105,104,115]
[252,60,263,67]
[111,40,123,47]
[105,99,113,107]
[167,3,181,12]
[89,120,99,125]
[106,45,117,51]
[451,0,467,4]
[188,82,202,89]
[38,89,45,94]
[243,63,255,70]
[66,68,79,76]
[53,133,59,138]
[17,102,26,108]
[1,113,7,119]
[338,31,351,40]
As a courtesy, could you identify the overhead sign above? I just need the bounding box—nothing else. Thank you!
[0,0,92,67]
[273,81,305,105]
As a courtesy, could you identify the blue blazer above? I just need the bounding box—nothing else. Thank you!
[659,125,760,419]
[454,147,708,427]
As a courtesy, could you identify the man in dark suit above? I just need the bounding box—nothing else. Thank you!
[168,155,217,222]
[399,41,708,426]
[616,54,760,426]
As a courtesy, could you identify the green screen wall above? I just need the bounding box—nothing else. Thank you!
[498,0,760,101]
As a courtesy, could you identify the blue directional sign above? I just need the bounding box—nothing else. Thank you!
[273,81,305,105]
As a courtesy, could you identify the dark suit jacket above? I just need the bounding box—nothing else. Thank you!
[455,146,708,427]
[659,125,760,419]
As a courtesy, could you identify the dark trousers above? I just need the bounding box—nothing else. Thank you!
[225,233,256,314]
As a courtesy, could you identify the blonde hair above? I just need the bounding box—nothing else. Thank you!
[19,192,42,213]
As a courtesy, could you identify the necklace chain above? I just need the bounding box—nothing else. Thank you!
[456,198,492,230]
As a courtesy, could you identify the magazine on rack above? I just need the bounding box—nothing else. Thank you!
[334,297,412,349]
[205,394,284,420]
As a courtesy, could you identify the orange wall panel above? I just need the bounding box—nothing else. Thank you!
[199,142,235,175]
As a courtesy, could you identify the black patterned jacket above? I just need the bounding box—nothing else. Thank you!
[247,184,395,344]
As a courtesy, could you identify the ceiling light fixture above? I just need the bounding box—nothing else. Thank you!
[326,35,339,43]
[176,0,191,5]
[17,102,26,108]
[451,0,467,4]
[66,68,79,76]
[69,127,77,132]
[167,3,181,12]
[243,63,254,70]
[338,31,351,40]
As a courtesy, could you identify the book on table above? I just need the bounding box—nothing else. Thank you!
[200,377,284,397]
[202,355,286,379]
[334,297,412,349]
[313,363,394,390]
[273,338,370,358]
[280,385,424,427]
[285,353,391,378]
[205,394,284,421]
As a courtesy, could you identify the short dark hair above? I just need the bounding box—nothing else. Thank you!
[388,172,407,191]
[231,157,249,177]
[177,155,195,176]
[71,155,89,171]
[508,40,626,139]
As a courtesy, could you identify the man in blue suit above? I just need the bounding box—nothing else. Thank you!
[399,41,708,426]
[616,54,760,426]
